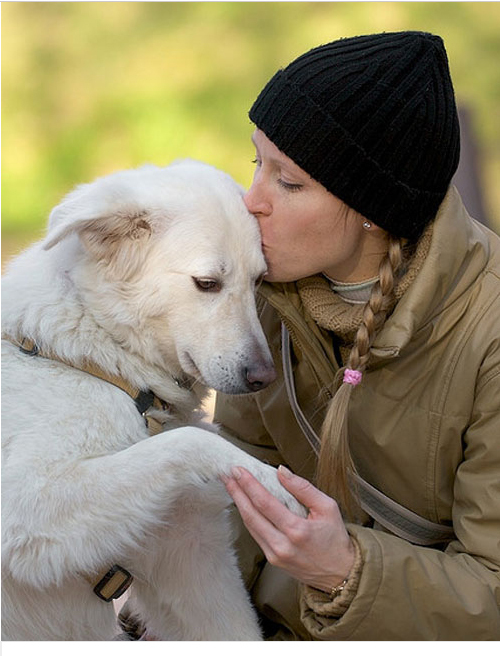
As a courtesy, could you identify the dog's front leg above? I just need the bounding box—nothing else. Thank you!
[117,426,308,641]
[3,427,264,640]
[3,426,295,641]
[122,488,262,641]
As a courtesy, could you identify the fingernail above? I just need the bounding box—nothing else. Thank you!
[231,466,242,480]
[278,465,292,478]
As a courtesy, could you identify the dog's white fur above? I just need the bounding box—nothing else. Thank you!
[1,160,304,641]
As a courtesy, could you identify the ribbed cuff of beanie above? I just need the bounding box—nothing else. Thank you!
[300,535,364,620]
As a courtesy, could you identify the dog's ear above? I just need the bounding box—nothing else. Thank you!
[44,197,154,251]
[42,176,166,278]
[44,207,153,254]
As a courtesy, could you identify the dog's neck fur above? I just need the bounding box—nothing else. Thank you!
[2,241,210,428]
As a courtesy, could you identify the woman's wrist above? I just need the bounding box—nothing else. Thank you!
[301,535,363,618]
[309,535,356,594]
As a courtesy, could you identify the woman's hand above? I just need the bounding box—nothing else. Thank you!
[223,465,355,592]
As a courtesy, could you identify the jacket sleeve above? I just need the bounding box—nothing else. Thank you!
[300,366,500,640]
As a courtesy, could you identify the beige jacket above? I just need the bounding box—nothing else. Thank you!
[214,187,500,640]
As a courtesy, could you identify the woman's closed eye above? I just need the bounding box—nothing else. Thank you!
[277,178,303,192]
[251,155,303,191]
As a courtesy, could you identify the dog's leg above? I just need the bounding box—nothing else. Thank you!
[124,494,262,640]
[118,428,306,640]
[3,427,303,640]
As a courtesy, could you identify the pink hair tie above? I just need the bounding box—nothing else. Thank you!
[343,368,362,386]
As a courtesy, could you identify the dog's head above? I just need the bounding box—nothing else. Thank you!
[43,160,276,394]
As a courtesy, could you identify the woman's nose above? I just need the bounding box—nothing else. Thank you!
[244,182,272,217]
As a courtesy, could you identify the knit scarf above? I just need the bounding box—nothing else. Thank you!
[296,224,433,349]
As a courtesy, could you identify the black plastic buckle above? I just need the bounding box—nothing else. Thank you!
[93,564,133,602]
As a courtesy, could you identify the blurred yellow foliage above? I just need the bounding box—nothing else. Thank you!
[2,2,500,266]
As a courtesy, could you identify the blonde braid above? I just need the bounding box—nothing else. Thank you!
[316,236,404,517]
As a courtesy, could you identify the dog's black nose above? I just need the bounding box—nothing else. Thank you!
[244,364,277,392]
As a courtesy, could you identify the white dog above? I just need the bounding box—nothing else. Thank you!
[1,160,304,641]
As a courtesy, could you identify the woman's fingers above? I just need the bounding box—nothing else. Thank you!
[230,466,305,530]
[224,465,355,589]
[277,466,341,520]
[223,470,285,559]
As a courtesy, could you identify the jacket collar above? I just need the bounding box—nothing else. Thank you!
[371,186,489,358]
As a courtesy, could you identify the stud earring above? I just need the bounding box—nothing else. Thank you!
[362,220,372,230]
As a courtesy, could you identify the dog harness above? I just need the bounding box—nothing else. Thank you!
[13,337,171,436]
[3,334,183,602]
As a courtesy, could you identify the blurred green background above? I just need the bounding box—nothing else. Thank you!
[2,2,500,268]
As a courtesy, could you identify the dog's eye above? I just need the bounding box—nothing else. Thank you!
[192,277,222,293]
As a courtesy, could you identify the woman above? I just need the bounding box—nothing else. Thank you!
[218,31,500,640]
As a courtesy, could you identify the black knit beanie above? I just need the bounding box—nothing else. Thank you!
[249,31,460,241]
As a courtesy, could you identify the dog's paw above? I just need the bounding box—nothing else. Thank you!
[250,463,308,518]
